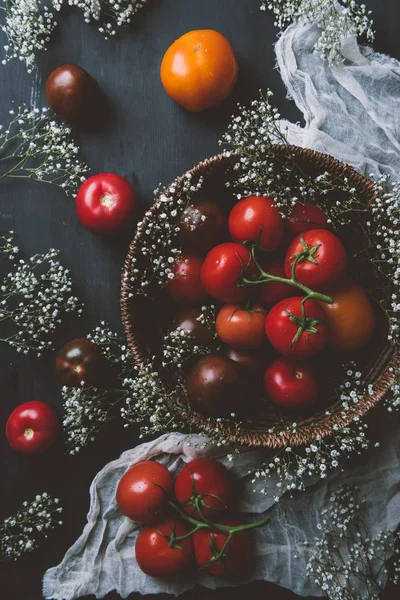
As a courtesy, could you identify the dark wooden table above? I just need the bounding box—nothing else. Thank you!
[1,1,399,599]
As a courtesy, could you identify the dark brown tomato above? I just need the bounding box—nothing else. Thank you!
[171,307,216,346]
[45,64,99,122]
[178,198,227,255]
[56,338,105,387]
[186,353,246,417]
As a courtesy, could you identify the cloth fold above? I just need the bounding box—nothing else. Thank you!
[44,6,400,599]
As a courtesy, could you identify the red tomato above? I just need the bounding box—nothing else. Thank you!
[193,519,251,578]
[216,303,266,349]
[265,297,328,359]
[200,243,256,302]
[174,458,233,519]
[286,203,329,241]
[167,254,206,305]
[135,517,193,577]
[116,461,173,524]
[76,173,137,234]
[259,260,293,307]
[264,357,318,409]
[5,401,59,455]
[228,195,284,251]
[285,229,347,291]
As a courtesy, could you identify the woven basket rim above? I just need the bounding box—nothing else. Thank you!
[120,145,396,449]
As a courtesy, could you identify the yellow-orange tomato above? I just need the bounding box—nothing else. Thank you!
[319,277,375,353]
[160,29,238,112]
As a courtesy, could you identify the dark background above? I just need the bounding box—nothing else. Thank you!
[0,1,399,599]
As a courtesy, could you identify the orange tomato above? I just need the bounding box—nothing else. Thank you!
[319,277,375,353]
[160,29,238,112]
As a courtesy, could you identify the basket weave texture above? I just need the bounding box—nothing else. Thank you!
[121,146,395,449]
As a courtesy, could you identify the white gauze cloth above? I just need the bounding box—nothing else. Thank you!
[44,5,400,599]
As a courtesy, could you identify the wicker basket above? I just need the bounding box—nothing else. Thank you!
[121,146,396,449]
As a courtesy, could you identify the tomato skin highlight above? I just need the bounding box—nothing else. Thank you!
[76,173,137,235]
[174,457,233,519]
[265,297,328,360]
[193,519,251,578]
[264,357,318,409]
[216,303,266,350]
[285,229,347,291]
[167,254,206,305]
[116,461,173,524]
[319,276,376,353]
[135,518,193,577]
[160,30,238,112]
[259,260,293,307]
[285,203,329,242]
[6,401,59,455]
[228,195,284,251]
[200,243,255,303]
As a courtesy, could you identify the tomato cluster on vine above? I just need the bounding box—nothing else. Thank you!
[116,457,269,578]
[166,194,376,415]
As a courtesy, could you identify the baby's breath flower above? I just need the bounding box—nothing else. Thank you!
[0,105,88,196]
[0,493,63,561]
[0,232,82,355]
[261,0,374,65]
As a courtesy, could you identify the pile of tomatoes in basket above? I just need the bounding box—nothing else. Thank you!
[116,456,268,578]
[166,194,376,417]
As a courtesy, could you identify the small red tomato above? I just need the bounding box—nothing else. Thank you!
[285,203,329,242]
[200,242,256,302]
[285,229,347,291]
[167,254,206,305]
[174,457,233,519]
[193,519,251,578]
[216,304,266,350]
[116,461,173,524]
[228,195,284,251]
[56,338,104,387]
[265,297,328,359]
[6,401,59,455]
[76,173,137,235]
[259,260,293,307]
[264,357,318,409]
[135,517,193,577]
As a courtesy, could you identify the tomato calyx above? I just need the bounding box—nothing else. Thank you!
[289,236,322,271]
[285,300,325,350]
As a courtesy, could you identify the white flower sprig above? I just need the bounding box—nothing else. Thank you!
[0,1,147,72]
[307,487,400,599]
[0,106,89,196]
[251,367,372,498]
[0,493,63,561]
[261,0,374,65]
[124,174,203,298]
[0,232,82,356]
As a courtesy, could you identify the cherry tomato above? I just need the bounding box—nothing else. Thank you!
[56,338,104,387]
[285,203,329,242]
[116,461,173,524]
[186,353,246,417]
[167,254,206,305]
[228,195,284,251]
[76,173,138,235]
[171,307,216,346]
[264,357,318,409]
[259,260,293,307]
[200,243,256,302]
[45,63,99,122]
[216,304,266,350]
[135,517,193,577]
[174,458,233,519]
[6,401,59,455]
[319,276,375,353]
[178,198,227,255]
[265,297,328,359]
[285,229,347,291]
[193,519,251,578]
